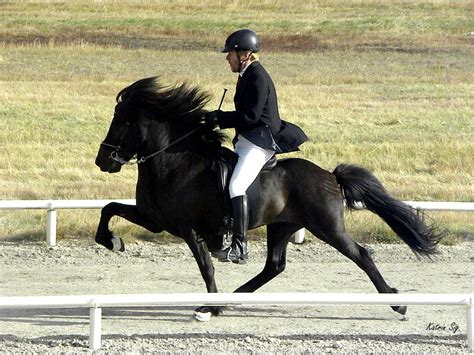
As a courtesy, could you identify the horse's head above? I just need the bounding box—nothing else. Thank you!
[96,76,224,173]
[95,78,155,173]
[95,89,145,173]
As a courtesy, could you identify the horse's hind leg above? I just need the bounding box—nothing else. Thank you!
[305,210,407,315]
[95,202,163,252]
[234,222,302,293]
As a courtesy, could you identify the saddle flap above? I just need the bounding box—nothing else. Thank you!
[216,147,237,195]
[215,147,276,194]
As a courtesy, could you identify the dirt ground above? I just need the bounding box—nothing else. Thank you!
[0,239,472,353]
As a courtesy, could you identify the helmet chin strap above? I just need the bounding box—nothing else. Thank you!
[237,51,252,73]
[238,60,244,72]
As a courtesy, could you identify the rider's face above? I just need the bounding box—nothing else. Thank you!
[226,50,251,73]
[226,51,241,73]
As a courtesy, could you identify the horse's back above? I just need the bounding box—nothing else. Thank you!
[271,157,338,191]
[274,157,330,176]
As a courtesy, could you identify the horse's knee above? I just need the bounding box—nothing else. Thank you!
[101,202,119,217]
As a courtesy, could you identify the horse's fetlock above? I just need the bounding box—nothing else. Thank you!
[266,263,285,277]
[95,228,116,251]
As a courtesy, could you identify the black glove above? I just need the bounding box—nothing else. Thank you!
[204,110,220,128]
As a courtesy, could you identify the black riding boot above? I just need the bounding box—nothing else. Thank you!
[219,195,249,264]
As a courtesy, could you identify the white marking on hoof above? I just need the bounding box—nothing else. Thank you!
[194,311,212,322]
[111,236,122,252]
[400,315,409,321]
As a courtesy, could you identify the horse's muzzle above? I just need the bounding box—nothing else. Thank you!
[95,152,122,173]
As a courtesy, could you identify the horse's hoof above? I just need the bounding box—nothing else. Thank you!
[112,236,125,252]
[194,305,222,320]
[194,311,212,322]
[392,304,407,316]
[390,288,407,316]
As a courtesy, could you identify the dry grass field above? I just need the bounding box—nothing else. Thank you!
[0,0,472,244]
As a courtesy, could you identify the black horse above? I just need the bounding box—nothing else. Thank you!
[95,76,440,318]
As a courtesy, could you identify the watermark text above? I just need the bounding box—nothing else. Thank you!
[426,322,459,334]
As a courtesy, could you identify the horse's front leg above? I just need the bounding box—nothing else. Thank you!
[95,202,163,252]
[182,229,223,320]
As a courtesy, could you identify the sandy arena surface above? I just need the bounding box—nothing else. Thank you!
[0,238,472,353]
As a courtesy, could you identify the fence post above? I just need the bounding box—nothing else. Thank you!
[467,296,473,351]
[46,209,57,247]
[90,306,102,350]
[291,229,305,244]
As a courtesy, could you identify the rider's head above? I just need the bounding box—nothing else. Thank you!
[221,29,260,73]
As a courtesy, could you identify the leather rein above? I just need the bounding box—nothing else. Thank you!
[100,123,203,166]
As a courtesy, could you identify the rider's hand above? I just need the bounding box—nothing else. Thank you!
[204,110,221,128]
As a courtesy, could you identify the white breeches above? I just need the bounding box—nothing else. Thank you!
[229,136,274,198]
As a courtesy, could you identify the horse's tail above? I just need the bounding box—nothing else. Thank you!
[332,164,441,258]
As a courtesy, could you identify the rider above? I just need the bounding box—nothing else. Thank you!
[205,29,307,264]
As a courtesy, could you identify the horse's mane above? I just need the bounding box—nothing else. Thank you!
[117,76,225,147]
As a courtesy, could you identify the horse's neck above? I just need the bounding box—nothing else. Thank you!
[138,151,209,186]
[137,124,217,190]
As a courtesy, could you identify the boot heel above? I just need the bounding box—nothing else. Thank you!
[232,257,247,265]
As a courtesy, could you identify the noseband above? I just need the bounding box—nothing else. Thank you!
[100,122,135,165]
[101,124,203,166]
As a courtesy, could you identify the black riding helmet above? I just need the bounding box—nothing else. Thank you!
[221,29,260,53]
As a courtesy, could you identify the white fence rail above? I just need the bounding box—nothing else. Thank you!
[0,199,135,246]
[0,199,473,246]
[0,292,472,350]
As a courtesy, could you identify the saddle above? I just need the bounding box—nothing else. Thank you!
[215,147,277,197]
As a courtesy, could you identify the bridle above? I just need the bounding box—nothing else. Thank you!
[100,122,203,166]
[101,90,225,166]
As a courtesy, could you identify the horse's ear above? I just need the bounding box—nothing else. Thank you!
[116,86,129,103]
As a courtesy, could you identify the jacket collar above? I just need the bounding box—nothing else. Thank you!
[239,60,259,77]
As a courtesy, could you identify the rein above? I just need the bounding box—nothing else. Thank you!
[101,125,204,166]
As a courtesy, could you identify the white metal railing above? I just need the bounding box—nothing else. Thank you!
[0,200,472,246]
[0,292,472,351]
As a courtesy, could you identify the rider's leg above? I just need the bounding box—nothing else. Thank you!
[224,194,249,263]
[221,136,274,263]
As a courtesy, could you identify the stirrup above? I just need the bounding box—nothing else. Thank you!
[218,246,248,264]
